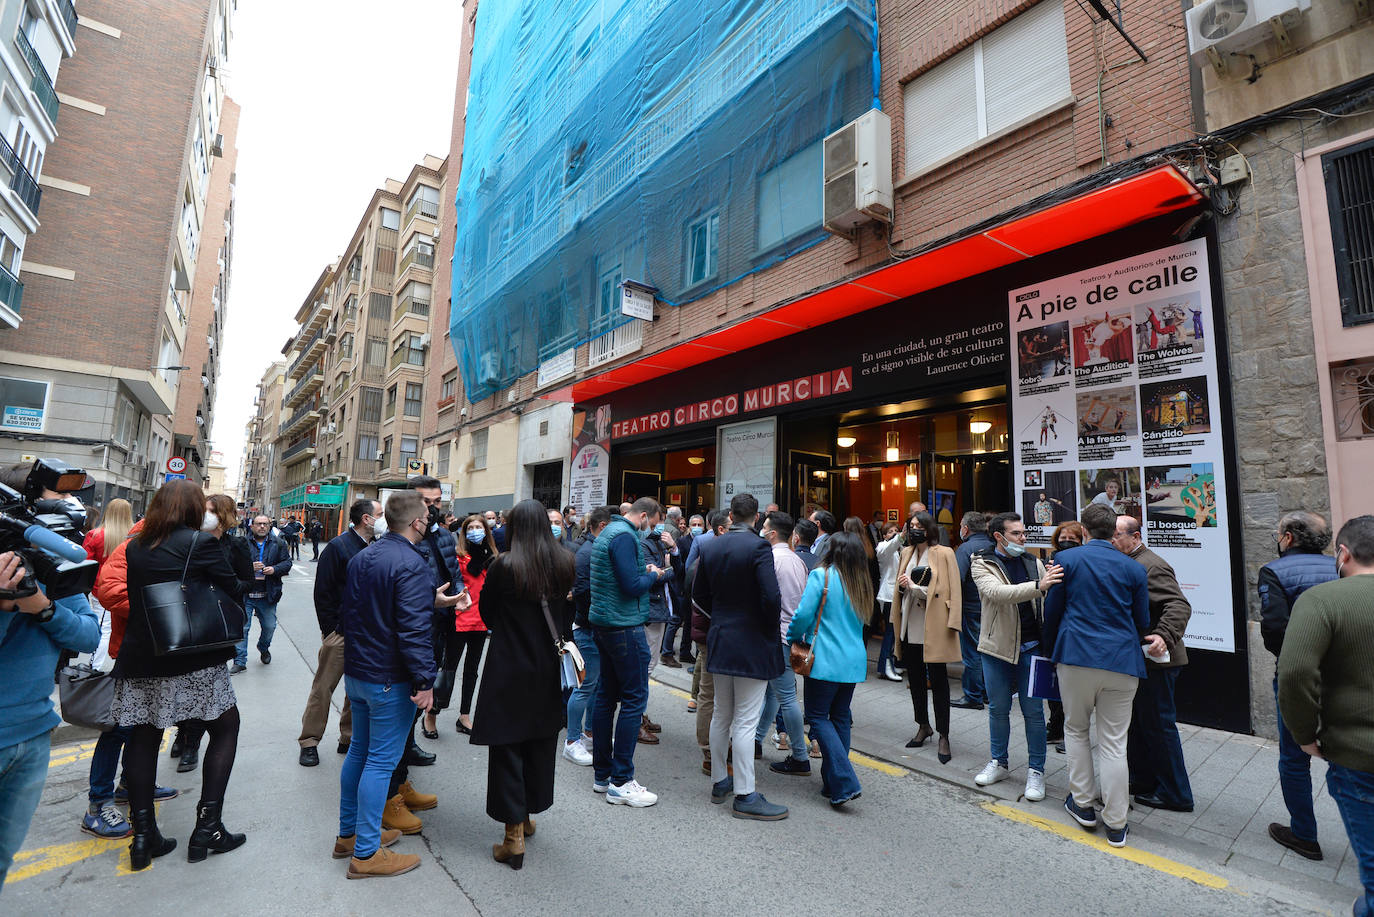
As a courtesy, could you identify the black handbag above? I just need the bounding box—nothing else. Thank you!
[141,531,246,656]
[59,662,116,731]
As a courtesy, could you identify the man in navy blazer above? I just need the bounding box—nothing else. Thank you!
[693,492,787,821]
[1043,503,1150,849]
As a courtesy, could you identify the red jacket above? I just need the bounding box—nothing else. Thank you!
[93,520,143,658]
[456,564,488,632]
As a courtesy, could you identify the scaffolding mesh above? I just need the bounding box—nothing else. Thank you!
[449,0,879,401]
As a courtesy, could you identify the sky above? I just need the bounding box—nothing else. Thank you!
[211,0,462,489]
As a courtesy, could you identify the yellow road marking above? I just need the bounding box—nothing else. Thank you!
[848,750,904,776]
[981,802,1229,890]
[49,740,99,768]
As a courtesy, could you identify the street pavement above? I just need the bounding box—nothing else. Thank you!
[5,561,1356,916]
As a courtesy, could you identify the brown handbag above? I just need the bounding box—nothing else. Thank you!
[789,570,829,676]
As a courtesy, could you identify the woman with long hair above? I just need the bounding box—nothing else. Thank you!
[894,510,963,763]
[470,500,575,869]
[425,513,499,737]
[787,531,872,807]
[110,480,247,869]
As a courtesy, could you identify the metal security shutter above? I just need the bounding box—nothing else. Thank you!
[1325,137,1374,326]
[903,44,979,175]
[982,0,1072,135]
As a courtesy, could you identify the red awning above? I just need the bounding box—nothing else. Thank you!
[555,163,1203,404]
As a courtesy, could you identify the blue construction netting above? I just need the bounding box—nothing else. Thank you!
[450,0,879,402]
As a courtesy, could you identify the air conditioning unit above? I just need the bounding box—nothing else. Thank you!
[1186,0,1311,72]
[418,333,431,348]
[822,108,893,238]
[478,351,501,387]
[375,449,385,461]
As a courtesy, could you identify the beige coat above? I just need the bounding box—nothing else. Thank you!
[893,543,962,664]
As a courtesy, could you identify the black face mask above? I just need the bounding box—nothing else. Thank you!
[1055,541,1079,553]
[907,528,927,545]
[427,504,441,526]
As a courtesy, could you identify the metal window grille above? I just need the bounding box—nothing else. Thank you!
[1325,138,1374,326]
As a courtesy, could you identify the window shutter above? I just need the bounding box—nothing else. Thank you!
[982,0,1072,136]
[903,45,979,175]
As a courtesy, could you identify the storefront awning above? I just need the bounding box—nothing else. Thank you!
[554,163,1203,403]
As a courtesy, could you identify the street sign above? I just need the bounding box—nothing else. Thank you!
[164,472,186,482]
[305,484,320,494]
[620,282,655,320]
[167,456,187,474]
[406,459,426,477]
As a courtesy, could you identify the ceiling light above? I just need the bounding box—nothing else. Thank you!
[970,421,992,434]
[848,467,859,479]
[885,431,899,462]
[906,463,919,489]
[836,435,856,448]
[687,456,705,465]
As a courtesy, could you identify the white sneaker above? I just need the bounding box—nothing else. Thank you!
[592,778,608,793]
[563,740,593,766]
[974,760,1010,786]
[1025,768,1046,801]
[606,780,658,807]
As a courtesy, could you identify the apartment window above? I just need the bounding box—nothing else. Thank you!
[400,436,418,466]
[339,332,353,360]
[685,211,719,287]
[359,386,382,424]
[902,0,1071,176]
[436,441,450,477]
[365,336,386,366]
[404,382,423,417]
[381,208,400,231]
[385,384,397,415]
[0,376,48,432]
[112,394,138,446]
[440,370,457,401]
[381,436,393,467]
[159,333,180,385]
[0,231,20,273]
[403,332,426,366]
[357,433,378,461]
[1325,138,1374,326]
[402,233,435,263]
[757,142,822,251]
[596,262,622,330]
[471,427,488,471]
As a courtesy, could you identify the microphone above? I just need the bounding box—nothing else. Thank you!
[25,524,88,563]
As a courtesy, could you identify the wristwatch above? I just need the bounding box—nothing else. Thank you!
[36,602,56,623]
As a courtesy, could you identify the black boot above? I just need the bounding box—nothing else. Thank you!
[177,745,199,773]
[170,730,184,759]
[129,808,176,870]
[187,800,246,862]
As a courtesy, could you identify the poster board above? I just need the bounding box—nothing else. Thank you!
[716,416,776,511]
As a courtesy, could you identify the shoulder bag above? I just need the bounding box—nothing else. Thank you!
[540,597,584,690]
[789,569,829,676]
[141,531,247,656]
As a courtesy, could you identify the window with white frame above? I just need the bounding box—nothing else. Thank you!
[381,208,400,231]
[471,427,488,471]
[594,261,622,334]
[0,376,48,432]
[400,436,418,466]
[685,211,719,287]
[440,370,457,401]
[112,393,137,446]
[436,441,450,476]
[0,231,20,275]
[404,382,423,417]
[902,0,1072,176]
[756,142,823,251]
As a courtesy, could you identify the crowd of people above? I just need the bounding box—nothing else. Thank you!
[0,456,1370,915]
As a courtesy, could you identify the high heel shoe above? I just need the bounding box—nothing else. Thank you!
[905,725,934,748]
[881,660,902,682]
[187,800,246,862]
[492,822,525,870]
[129,807,176,870]
[421,714,438,740]
[937,734,952,764]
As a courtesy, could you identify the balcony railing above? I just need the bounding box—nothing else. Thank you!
[15,30,58,124]
[587,317,644,368]
[0,132,40,215]
[59,0,78,38]
[397,246,434,276]
[281,438,316,465]
[287,327,323,378]
[0,262,23,315]
[396,294,430,319]
[404,196,439,227]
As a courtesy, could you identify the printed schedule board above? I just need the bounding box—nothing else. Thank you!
[1008,238,1235,653]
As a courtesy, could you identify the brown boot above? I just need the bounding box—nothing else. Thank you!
[347,846,421,878]
[641,713,661,733]
[637,724,660,745]
[382,794,423,835]
[399,780,437,812]
[333,829,402,859]
[522,817,536,838]
[492,822,525,870]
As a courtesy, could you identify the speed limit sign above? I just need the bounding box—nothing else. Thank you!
[167,456,188,474]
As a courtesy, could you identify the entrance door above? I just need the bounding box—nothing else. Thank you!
[531,461,563,510]
[926,452,1011,543]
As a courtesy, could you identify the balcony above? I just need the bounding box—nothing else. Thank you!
[0,132,41,216]
[0,262,23,316]
[587,316,644,368]
[281,438,316,466]
[279,403,320,439]
[397,246,434,277]
[404,195,439,228]
[59,0,78,38]
[389,348,424,372]
[15,30,58,124]
[396,294,430,320]
[284,369,323,408]
[287,327,326,379]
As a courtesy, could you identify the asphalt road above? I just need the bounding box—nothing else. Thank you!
[5,560,1339,916]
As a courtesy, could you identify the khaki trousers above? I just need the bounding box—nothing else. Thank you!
[695,641,714,750]
[299,631,352,748]
[1059,663,1138,830]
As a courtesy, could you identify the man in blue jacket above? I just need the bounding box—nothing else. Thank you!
[589,496,670,808]
[335,491,438,879]
[1043,504,1149,849]
[0,550,99,890]
[232,514,292,673]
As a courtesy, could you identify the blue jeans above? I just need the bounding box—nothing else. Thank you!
[88,724,132,803]
[0,733,51,890]
[565,628,602,739]
[235,597,278,667]
[339,676,414,858]
[755,642,808,762]
[1326,762,1374,917]
[1127,667,1193,807]
[803,678,861,803]
[591,625,650,786]
[982,649,1047,772]
[1274,676,1318,843]
[959,609,986,703]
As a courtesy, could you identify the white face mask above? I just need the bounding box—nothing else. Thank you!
[201,511,219,532]
[372,517,389,539]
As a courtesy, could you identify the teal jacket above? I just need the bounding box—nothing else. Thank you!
[786,566,867,684]
[588,516,654,628]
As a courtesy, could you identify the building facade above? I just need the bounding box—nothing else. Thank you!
[0,0,235,513]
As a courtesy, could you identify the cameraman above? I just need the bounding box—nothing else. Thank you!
[0,464,99,891]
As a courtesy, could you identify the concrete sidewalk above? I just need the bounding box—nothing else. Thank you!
[652,644,1364,903]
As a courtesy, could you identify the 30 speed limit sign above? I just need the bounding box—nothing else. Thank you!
[167,456,188,474]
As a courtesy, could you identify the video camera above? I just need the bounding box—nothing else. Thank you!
[0,459,99,601]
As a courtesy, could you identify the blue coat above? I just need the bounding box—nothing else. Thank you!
[339,532,437,691]
[787,566,867,684]
[1042,539,1150,678]
[692,526,783,681]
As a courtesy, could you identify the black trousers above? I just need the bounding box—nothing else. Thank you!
[486,734,558,824]
[900,640,950,735]
[434,631,486,715]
